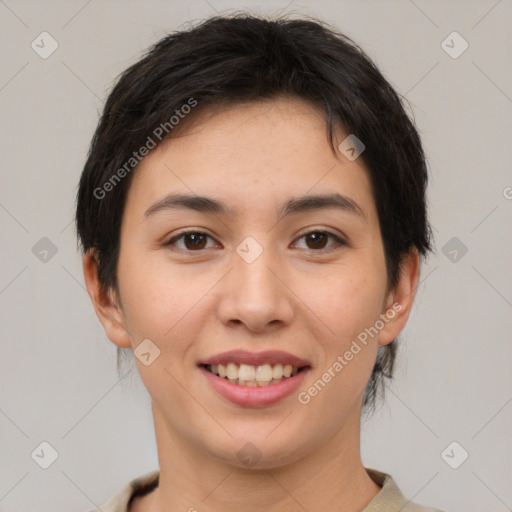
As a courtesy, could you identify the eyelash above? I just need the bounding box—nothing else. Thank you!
[164,229,347,254]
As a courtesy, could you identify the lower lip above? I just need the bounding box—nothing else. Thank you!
[199,366,309,407]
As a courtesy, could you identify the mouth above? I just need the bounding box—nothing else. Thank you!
[200,362,308,387]
[198,350,311,406]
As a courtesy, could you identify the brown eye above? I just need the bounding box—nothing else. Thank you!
[305,232,328,249]
[294,231,346,252]
[166,231,215,251]
[165,230,345,253]
[182,233,207,250]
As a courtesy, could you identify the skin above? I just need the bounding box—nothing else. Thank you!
[83,96,419,511]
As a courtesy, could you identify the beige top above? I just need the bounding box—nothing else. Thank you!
[86,468,445,511]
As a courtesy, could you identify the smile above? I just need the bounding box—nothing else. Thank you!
[199,349,311,406]
[203,363,302,387]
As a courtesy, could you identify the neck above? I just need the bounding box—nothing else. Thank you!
[133,402,380,512]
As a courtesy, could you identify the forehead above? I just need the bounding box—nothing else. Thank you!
[124,96,378,224]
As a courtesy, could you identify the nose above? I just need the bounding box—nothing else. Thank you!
[216,242,294,334]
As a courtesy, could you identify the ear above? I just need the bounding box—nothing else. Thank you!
[82,250,132,349]
[378,248,420,346]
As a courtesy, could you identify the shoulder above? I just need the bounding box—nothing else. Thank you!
[364,468,446,512]
[84,470,160,512]
[84,467,446,512]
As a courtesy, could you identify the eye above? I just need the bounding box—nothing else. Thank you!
[293,230,346,252]
[164,229,346,253]
[165,230,218,251]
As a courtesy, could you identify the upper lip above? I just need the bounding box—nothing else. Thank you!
[200,350,311,368]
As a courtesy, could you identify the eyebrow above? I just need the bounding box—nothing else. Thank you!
[144,192,365,220]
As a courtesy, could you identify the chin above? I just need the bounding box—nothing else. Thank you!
[201,430,310,470]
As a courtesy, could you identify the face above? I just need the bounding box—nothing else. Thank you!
[85,96,417,469]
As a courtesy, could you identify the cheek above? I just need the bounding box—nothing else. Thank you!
[310,266,387,346]
[301,263,386,400]
[116,249,208,349]
[296,271,384,420]
[116,254,208,398]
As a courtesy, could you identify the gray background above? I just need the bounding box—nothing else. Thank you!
[1,0,511,511]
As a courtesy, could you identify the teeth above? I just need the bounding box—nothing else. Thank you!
[206,362,301,386]
[239,364,256,381]
[272,363,283,379]
[226,363,238,380]
[256,364,273,382]
[241,380,257,387]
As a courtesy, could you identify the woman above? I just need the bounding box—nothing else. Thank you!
[76,13,443,512]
